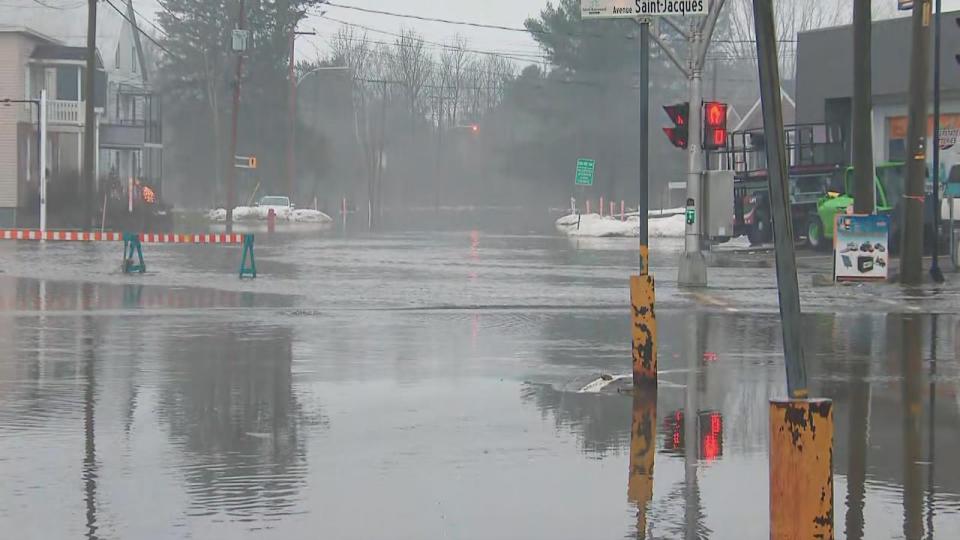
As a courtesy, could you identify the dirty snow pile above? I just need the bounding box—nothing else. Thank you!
[207,206,333,224]
[555,212,686,238]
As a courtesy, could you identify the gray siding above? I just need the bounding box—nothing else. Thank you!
[796,12,960,124]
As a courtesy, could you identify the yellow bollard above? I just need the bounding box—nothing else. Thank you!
[769,399,834,540]
[627,389,657,538]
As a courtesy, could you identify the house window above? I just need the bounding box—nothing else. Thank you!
[115,45,120,70]
[56,66,79,101]
[132,47,137,73]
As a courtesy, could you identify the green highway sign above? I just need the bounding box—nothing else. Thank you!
[575,159,596,186]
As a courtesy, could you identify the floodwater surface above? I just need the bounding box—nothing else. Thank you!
[0,230,958,539]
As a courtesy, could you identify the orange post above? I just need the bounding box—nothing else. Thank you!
[769,399,834,540]
[630,246,656,386]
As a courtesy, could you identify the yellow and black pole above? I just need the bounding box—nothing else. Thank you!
[631,18,657,388]
[753,0,834,537]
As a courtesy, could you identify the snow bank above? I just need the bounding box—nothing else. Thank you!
[207,206,333,224]
[555,213,686,238]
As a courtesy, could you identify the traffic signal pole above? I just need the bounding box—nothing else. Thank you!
[679,31,707,287]
[678,2,726,288]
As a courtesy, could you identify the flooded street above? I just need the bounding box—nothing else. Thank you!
[0,228,958,538]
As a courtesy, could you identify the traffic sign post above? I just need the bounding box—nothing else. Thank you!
[575,159,596,186]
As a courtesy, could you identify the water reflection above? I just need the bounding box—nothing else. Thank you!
[82,285,99,540]
[902,315,925,540]
[156,323,316,520]
[628,390,656,539]
[524,311,960,539]
[843,314,871,540]
[0,275,292,311]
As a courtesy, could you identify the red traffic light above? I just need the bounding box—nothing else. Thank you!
[663,103,689,149]
[471,124,479,133]
[703,101,728,150]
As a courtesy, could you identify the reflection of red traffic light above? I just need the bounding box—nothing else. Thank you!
[664,409,724,461]
[664,410,684,453]
[699,411,724,461]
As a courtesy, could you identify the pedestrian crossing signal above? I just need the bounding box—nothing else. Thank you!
[703,102,728,150]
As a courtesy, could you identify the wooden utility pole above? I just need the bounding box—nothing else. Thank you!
[901,0,933,284]
[853,0,875,214]
[226,0,246,233]
[83,0,98,228]
[287,30,297,203]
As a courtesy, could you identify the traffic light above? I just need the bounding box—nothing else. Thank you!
[663,103,689,149]
[703,101,729,150]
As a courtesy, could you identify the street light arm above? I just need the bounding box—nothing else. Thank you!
[659,16,690,40]
[696,0,727,69]
[296,65,352,87]
[651,32,690,78]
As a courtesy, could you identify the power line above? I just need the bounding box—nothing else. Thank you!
[322,2,536,34]
[128,1,169,38]
[101,0,175,57]
[319,16,549,64]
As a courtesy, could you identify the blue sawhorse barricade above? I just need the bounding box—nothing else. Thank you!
[0,230,256,278]
[121,232,257,279]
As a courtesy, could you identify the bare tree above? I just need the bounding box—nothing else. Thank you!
[718,0,853,76]
[390,28,434,130]
[439,35,473,128]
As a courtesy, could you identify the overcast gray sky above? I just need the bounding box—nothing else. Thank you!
[5,0,960,65]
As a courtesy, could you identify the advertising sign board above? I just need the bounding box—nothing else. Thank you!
[834,214,890,281]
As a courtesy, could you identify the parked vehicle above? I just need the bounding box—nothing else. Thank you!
[809,162,936,251]
[716,124,845,246]
[257,196,294,213]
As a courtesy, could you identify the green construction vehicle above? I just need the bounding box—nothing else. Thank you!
[807,162,935,251]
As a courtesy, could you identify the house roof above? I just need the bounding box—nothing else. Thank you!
[0,25,59,45]
[31,44,104,67]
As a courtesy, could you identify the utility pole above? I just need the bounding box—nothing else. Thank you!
[852,0,875,214]
[83,0,97,229]
[901,0,933,285]
[226,0,246,234]
[931,0,945,283]
[755,2,834,536]
[753,0,807,400]
[287,28,316,203]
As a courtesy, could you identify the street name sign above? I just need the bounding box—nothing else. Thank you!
[575,159,596,186]
[581,0,709,19]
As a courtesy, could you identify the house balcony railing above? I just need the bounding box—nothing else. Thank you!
[47,100,84,125]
